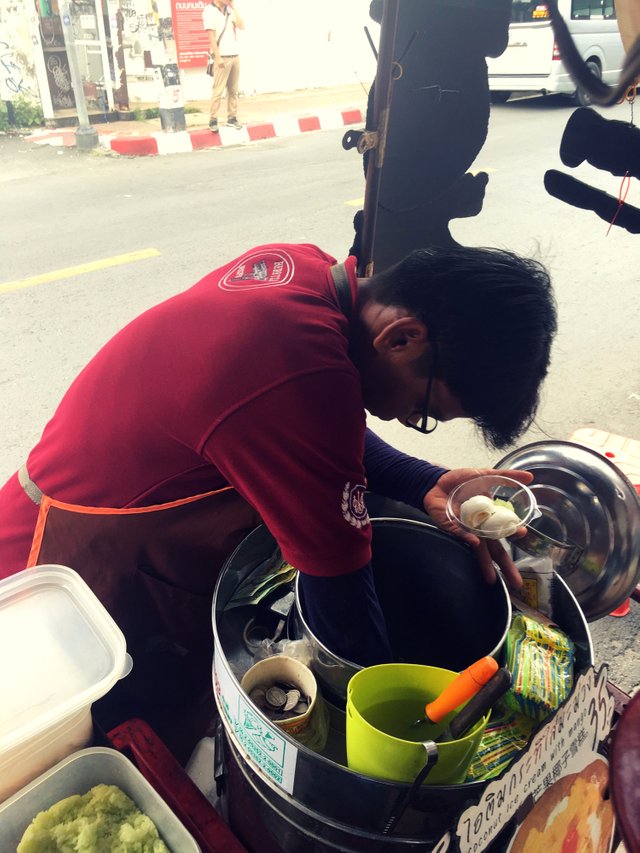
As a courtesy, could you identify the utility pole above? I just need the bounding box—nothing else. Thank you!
[357,0,400,277]
[59,0,99,149]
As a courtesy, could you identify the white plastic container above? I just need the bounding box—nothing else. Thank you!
[0,747,200,851]
[0,565,132,801]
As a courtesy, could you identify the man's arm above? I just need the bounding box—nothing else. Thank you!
[207,29,223,64]
[203,6,224,64]
[298,564,393,666]
[364,428,447,509]
[229,0,244,30]
[364,430,528,590]
[205,372,388,664]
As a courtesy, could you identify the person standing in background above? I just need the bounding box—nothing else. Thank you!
[203,0,244,132]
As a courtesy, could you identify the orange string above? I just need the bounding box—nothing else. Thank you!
[606,172,631,235]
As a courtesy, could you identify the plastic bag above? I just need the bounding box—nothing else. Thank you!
[504,615,575,722]
[515,554,555,615]
[465,708,535,781]
[252,636,314,667]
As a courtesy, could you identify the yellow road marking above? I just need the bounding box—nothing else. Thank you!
[0,248,161,294]
[346,197,364,207]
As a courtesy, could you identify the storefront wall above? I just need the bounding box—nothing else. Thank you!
[2,0,115,121]
[175,0,378,104]
[117,0,379,109]
[5,0,375,119]
[107,0,168,107]
[0,0,46,108]
[107,0,377,109]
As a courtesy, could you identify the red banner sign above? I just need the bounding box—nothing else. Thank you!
[171,0,210,68]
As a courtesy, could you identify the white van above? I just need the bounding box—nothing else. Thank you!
[487,0,626,106]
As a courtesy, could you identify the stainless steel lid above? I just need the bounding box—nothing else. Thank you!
[497,440,640,621]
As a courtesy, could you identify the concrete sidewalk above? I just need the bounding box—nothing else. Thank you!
[25,83,369,157]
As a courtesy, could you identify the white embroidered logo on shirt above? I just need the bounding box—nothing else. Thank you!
[341,482,369,528]
[219,249,294,291]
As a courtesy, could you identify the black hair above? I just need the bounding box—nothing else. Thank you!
[368,245,557,448]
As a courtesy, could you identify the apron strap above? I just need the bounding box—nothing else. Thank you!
[19,464,43,506]
[330,262,353,322]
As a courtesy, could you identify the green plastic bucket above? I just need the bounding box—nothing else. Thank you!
[346,663,489,786]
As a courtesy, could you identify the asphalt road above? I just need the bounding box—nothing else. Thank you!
[1,93,638,693]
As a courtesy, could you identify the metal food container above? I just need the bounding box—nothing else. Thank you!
[0,747,200,852]
[292,517,513,705]
[498,440,640,620]
[212,512,593,851]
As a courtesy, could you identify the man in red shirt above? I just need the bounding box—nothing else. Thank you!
[0,243,555,751]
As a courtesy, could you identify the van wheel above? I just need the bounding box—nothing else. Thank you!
[490,91,511,104]
[574,60,601,107]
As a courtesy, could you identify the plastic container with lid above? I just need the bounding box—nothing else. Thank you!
[0,565,132,801]
[0,747,200,851]
[445,474,539,539]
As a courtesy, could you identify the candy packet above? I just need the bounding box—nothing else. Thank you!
[465,708,535,781]
[503,614,575,722]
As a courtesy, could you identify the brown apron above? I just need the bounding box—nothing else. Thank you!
[24,473,261,759]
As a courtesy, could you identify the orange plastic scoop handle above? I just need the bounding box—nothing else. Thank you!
[425,656,499,724]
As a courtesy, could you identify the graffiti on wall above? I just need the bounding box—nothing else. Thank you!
[45,51,75,108]
[0,0,38,103]
[119,0,167,65]
[0,41,36,99]
[0,0,39,101]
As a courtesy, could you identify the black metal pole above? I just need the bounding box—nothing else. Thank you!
[357,0,400,278]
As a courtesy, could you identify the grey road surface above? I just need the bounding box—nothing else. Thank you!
[1,94,638,693]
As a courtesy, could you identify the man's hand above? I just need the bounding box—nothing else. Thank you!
[422,467,534,590]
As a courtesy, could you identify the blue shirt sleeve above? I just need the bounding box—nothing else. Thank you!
[297,563,393,667]
[296,433,447,668]
[363,428,447,510]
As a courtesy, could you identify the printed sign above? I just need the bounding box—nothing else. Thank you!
[435,664,615,853]
[79,14,97,31]
[170,0,209,68]
[214,647,299,793]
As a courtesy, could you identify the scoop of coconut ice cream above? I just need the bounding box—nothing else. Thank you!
[459,494,522,538]
[478,505,522,538]
[460,495,494,529]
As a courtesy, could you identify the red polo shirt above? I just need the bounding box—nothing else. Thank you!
[0,244,371,578]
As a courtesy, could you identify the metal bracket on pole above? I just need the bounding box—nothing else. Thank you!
[342,129,380,158]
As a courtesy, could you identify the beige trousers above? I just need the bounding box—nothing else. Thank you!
[209,54,240,121]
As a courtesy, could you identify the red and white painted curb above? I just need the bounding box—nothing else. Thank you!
[26,107,364,156]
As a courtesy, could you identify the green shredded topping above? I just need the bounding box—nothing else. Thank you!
[18,784,171,853]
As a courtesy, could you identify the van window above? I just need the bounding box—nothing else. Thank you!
[571,0,616,20]
[510,2,551,23]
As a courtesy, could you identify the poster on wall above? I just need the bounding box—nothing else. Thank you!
[170,0,209,67]
[434,665,616,853]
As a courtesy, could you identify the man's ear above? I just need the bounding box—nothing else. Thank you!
[373,317,429,358]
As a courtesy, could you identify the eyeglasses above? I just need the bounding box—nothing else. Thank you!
[405,343,438,434]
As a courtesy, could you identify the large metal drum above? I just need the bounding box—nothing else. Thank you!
[292,515,513,705]
[213,516,593,852]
